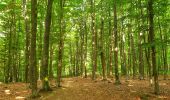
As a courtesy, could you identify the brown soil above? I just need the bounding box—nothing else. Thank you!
[0,82,30,100]
[41,77,170,100]
[0,77,170,100]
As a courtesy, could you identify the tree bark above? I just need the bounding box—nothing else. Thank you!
[49,43,54,79]
[148,0,159,94]
[91,0,97,80]
[41,0,54,91]
[57,0,65,87]
[30,0,38,97]
[114,0,120,84]
[157,17,168,80]
[100,18,107,80]
[23,0,30,83]
[108,5,113,77]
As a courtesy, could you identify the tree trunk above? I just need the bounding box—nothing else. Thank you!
[131,32,136,79]
[114,0,120,84]
[138,31,144,80]
[23,0,30,83]
[138,0,145,80]
[41,0,54,91]
[127,26,131,78]
[148,0,159,94]
[39,7,44,80]
[30,0,38,97]
[91,0,97,80]
[119,3,126,76]
[57,0,65,87]
[157,17,168,80]
[5,17,12,83]
[69,43,73,76]
[100,18,107,80]
[84,22,88,78]
[79,23,85,77]
[49,43,54,79]
[75,35,80,76]
[144,33,152,85]
[108,5,113,77]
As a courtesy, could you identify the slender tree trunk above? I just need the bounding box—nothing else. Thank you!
[39,7,44,80]
[144,33,153,85]
[138,0,145,80]
[69,43,73,76]
[163,34,168,80]
[145,13,153,85]
[127,27,131,78]
[99,0,106,80]
[5,0,17,83]
[91,0,97,80]
[73,50,76,76]
[6,16,12,83]
[131,32,136,79]
[157,17,168,80]
[30,0,38,97]
[49,43,54,79]
[138,31,144,80]
[148,0,159,94]
[57,0,65,87]
[91,0,97,79]
[119,0,127,77]
[108,5,113,77]
[100,18,107,80]
[79,23,85,77]
[84,22,88,78]
[23,0,30,83]
[75,35,80,76]
[41,0,54,91]
[10,0,18,83]
[114,0,120,84]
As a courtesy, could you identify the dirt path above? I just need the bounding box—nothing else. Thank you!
[40,77,170,100]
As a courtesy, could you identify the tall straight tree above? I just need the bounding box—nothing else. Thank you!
[23,0,30,83]
[113,0,120,84]
[5,1,15,83]
[100,0,106,80]
[148,0,159,94]
[108,5,113,77]
[100,19,107,80]
[41,0,54,91]
[57,0,65,87]
[91,0,97,80]
[157,17,168,80]
[30,0,38,97]
[138,0,144,80]
[119,0,126,76]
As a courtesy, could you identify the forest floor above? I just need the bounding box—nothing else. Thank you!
[0,76,170,100]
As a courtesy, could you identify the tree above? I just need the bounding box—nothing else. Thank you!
[108,4,113,77]
[23,0,30,83]
[57,0,65,87]
[113,0,120,84]
[91,0,97,80]
[148,0,159,94]
[30,0,38,97]
[99,0,106,80]
[41,0,54,91]
[138,0,145,80]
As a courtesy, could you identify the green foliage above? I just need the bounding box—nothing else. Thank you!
[0,0,169,82]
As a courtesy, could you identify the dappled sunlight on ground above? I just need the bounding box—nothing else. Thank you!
[15,96,26,100]
[42,77,170,100]
[0,76,170,100]
[0,82,30,100]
